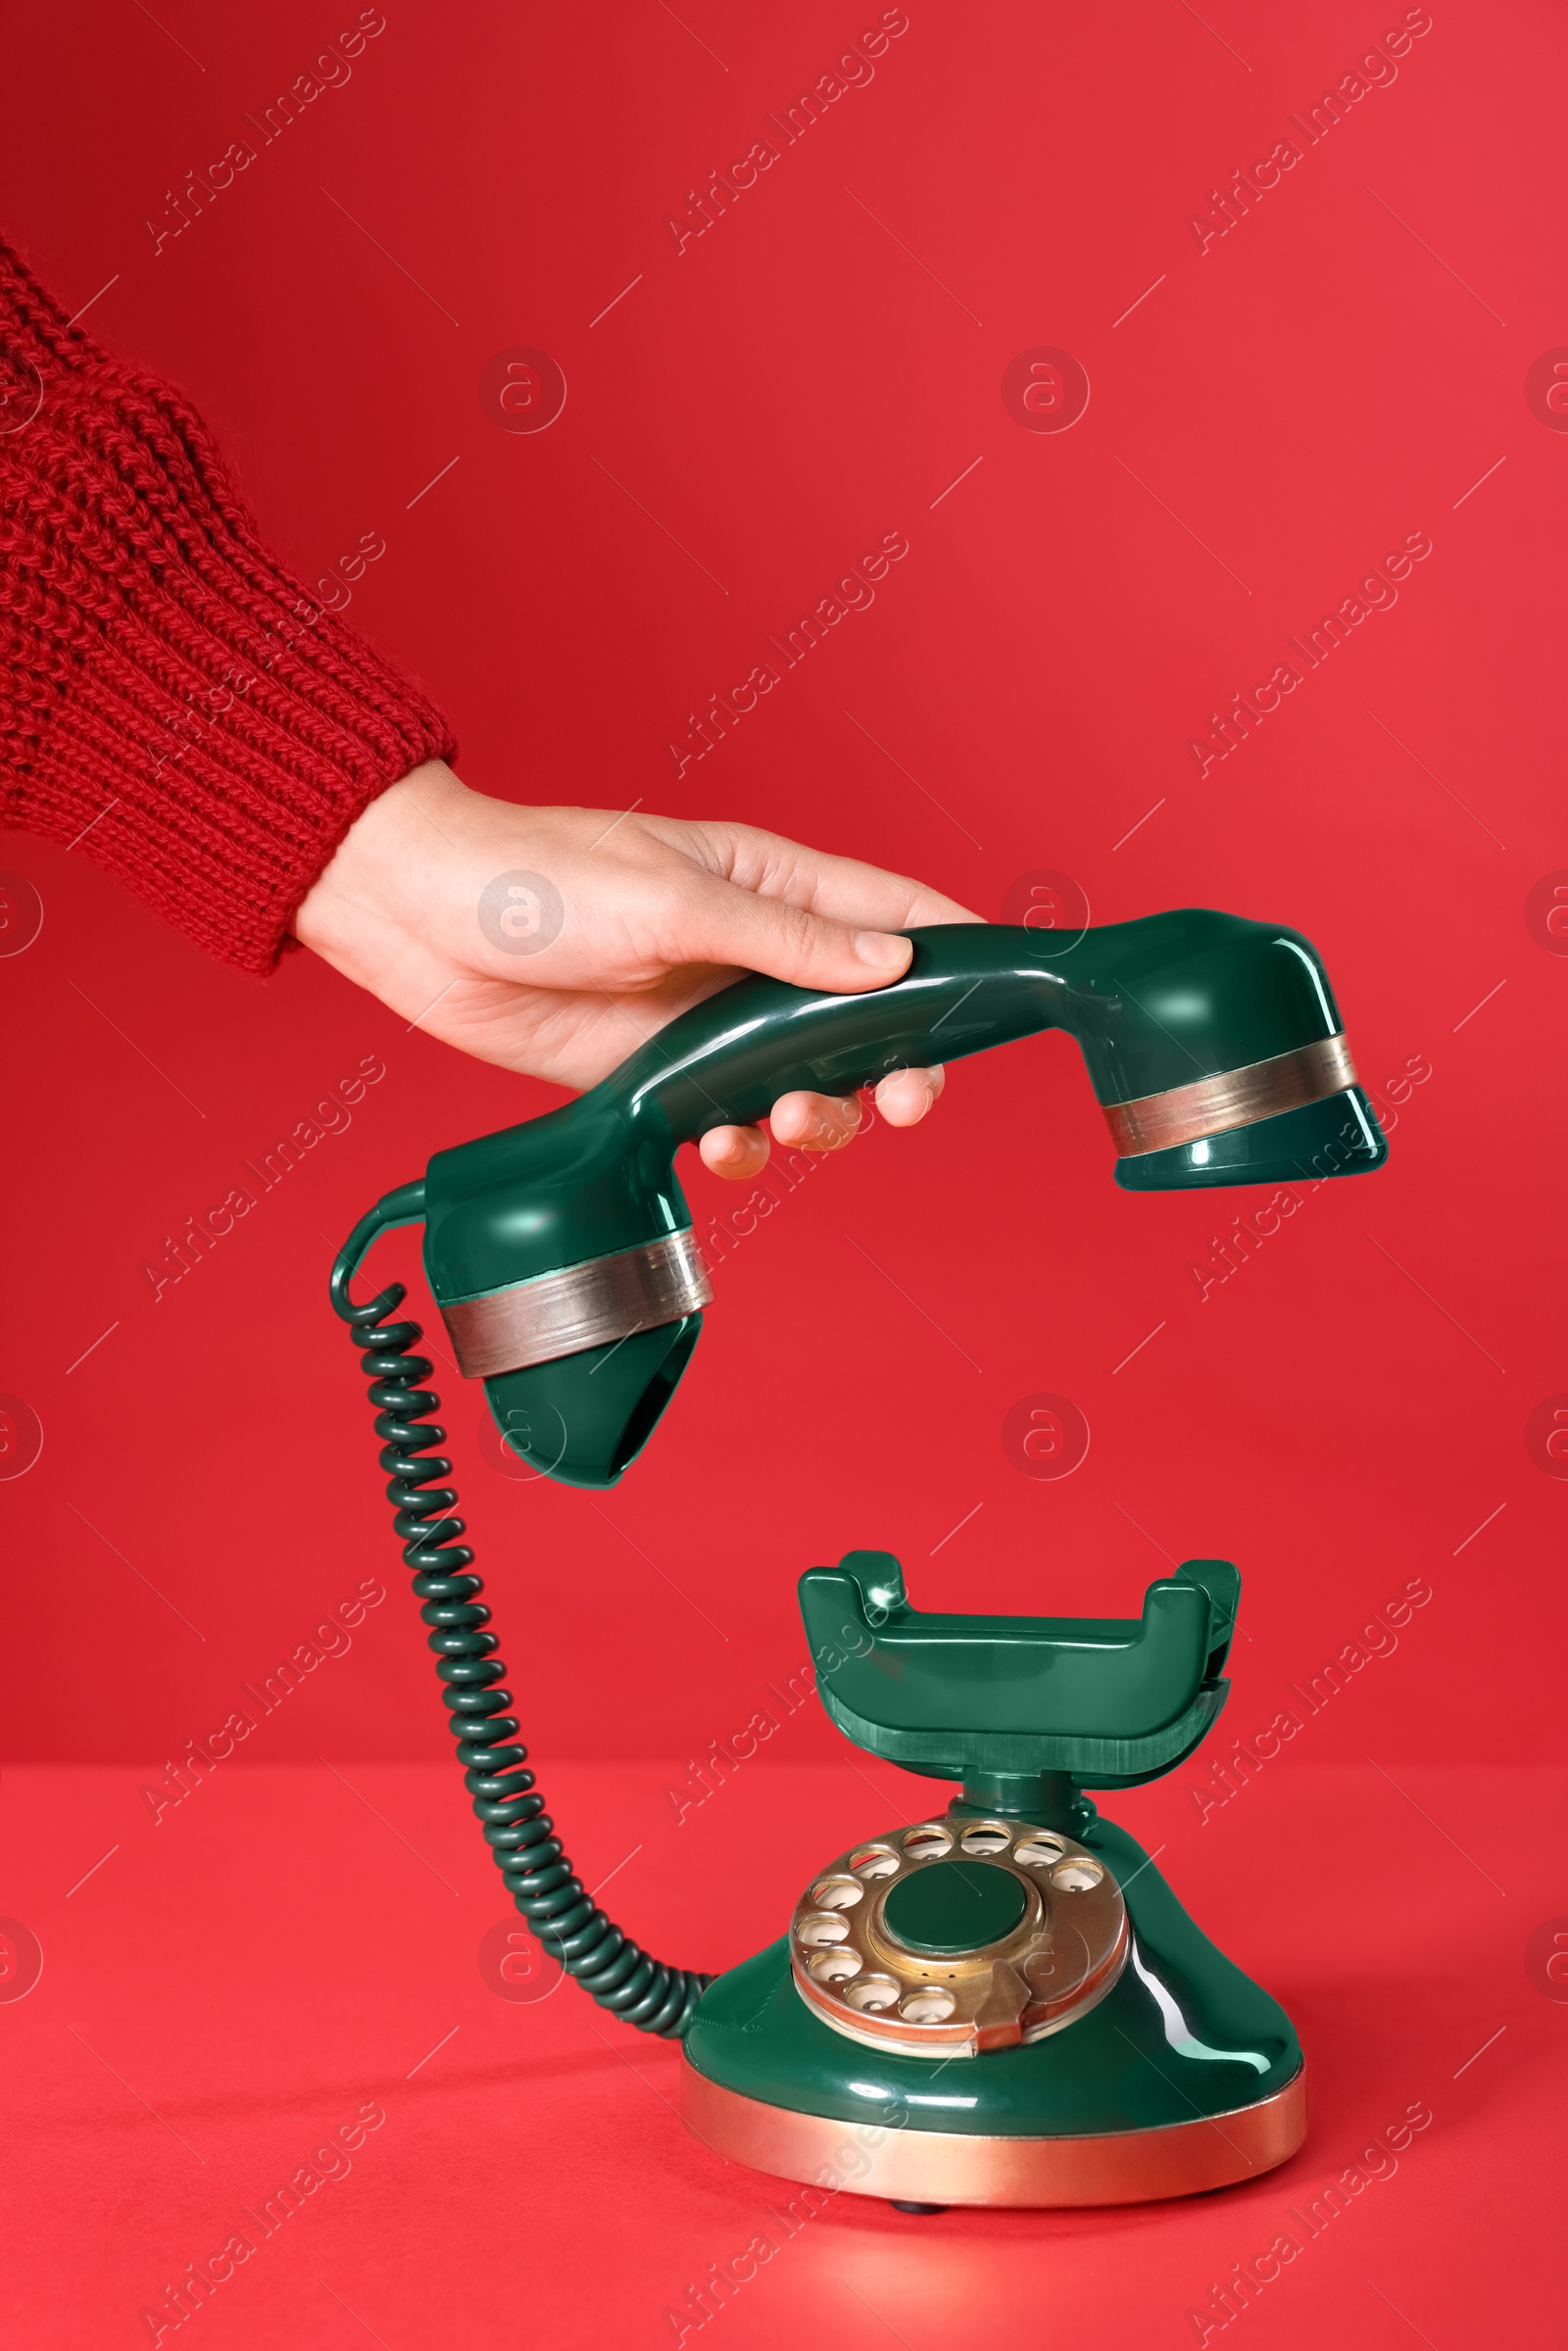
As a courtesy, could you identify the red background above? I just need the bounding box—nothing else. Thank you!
[1,3,1564,2345]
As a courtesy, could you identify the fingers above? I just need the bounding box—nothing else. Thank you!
[768,1091,863,1152]
[696,1071,944,1180]
[874,1065,945,1125]
[699,1124,770,1180]
[697,1094,859,1183]
[686,819,984,933]
[671,867,915,994]
[772,1074,943,1142]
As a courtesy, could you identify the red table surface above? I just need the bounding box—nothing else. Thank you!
[2,1756,1561,2348]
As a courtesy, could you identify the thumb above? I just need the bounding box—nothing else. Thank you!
[676,872,913,993]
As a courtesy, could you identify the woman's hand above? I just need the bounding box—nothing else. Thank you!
[294,760,980,1179]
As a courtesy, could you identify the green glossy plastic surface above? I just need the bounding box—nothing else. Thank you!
[882,1859,1028,1953]
[683,1817,1299,2136]
[482,1317,704,1490]
[419,911,1348,1304]
[1114,1083,1388,1192]
[805,1551,1238,1788]
[336,909,1384,1486]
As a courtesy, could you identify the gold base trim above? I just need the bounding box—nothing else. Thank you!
[681,2059,1306,2208]
[1103,1035,1356,1158]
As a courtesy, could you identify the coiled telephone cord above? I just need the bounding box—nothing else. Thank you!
[334,1277,710,2038]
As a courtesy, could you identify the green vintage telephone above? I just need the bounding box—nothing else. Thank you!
[331,910,1385,2207]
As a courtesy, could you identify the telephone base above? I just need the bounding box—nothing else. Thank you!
[679,1818,1306,2209]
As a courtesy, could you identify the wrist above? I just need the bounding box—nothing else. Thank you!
[294,758,472,957]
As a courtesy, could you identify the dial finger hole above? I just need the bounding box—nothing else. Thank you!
[1015,1834,1068,1868]
[796,1911,852,1946]
[958,1824,1011,1856]
[850,1845,899,1879]
[1050,1858,1104,1892]
[843,1976,901,2013]
[810,1876,864,1909]
[902,1827,953,1861]
[899,1986,956,2024]
[808,1947,863,1984]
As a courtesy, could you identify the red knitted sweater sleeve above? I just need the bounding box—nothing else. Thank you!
[0,235,456,974]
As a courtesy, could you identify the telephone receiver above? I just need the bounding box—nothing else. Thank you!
[329,904,1385,2209]
[333,910,1385,1487]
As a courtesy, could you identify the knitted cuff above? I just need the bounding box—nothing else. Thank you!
[0,236,456,974]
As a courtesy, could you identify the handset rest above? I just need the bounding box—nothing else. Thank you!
[800,1551,1240,1788]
